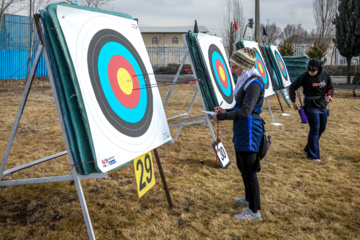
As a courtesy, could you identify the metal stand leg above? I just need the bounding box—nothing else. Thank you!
[0,44,44,181]
[266,98,283,126]
[153,149,173,208]
[163,49,189,108]
[43,45,98,240]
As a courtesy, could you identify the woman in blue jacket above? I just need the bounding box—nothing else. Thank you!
[211,48,264,220]
[289,59,333,162]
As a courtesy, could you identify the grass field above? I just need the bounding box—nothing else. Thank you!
[0,78,359,240]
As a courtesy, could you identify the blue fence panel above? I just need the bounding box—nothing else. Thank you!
[0,14,48,79]
[0,49,47,79]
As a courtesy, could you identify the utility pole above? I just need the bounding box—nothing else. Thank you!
[255,0,260,42]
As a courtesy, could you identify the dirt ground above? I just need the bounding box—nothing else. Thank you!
[0,77,359,240]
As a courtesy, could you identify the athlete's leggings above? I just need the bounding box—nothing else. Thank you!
[236,151,260,212]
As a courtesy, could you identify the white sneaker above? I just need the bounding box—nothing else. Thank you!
[307,158,321,162]
[233,196,249,207]
[234,208,262,220]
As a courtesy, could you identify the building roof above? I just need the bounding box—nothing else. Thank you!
[139,26,209,34]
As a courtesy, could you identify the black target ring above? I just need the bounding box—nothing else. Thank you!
[208,44,233,104]
[87,29,153,138]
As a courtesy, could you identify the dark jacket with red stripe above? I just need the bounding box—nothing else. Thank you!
[289,67,334,110]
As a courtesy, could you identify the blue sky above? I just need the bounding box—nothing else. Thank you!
[103,0,316,36]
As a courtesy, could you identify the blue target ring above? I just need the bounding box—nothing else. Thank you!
[254,48,270,90]
[211,51,231,97]
[275,51,289,80]
[87,29,153,137]
[208,44,233,104]
[98,42,147,123]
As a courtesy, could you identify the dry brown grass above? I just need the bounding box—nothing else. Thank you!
[0,78,359,240]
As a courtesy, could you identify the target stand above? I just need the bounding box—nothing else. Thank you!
[163,33,232,169]
[163,48,216,141]
[0,12,173,240]
[163,49,230,169]
[0,42,108,240]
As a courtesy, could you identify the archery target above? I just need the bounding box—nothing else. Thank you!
[196,33,235,109]
[241,40,275,98]
[87,29,153,137]
[56,5,172,172]
[270,45,291,87]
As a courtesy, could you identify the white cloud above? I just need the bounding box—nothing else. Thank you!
[45,0,316,36]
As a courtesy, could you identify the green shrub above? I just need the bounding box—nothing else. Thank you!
[305,41,326,65]
[323,65,360,76]
[278,39,295,56]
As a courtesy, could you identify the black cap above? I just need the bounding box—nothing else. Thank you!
[307,59,321,71]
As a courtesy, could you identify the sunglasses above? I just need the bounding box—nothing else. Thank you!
[307,68,318,72]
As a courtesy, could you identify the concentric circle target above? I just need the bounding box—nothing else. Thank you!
[274,50,289,81]
[253,48,270,89]
[208,44,233,104]
[87,29,153,137]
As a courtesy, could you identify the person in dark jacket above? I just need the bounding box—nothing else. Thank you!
[211,48,264,220]
[289,59,334,162]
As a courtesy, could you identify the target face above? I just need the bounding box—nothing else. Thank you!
[57,5,172,172]
[254,49,269,87]
[241,40,275,98]
[271,46,291,87]
[195,33,235,109]
[208,44,233,104]
[88,29,153,137]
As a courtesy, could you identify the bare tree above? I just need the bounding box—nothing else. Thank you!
[282,24,309,42]
[281,24,311,45]
[260,22,282,45]
[221,0,245,57]
[65,0,113,8]
[26,0,50,79]
[0,0,26,31]
[313,0,338,52]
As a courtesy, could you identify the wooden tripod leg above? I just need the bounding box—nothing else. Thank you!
[153,149,173,208]
[275,90,284,112]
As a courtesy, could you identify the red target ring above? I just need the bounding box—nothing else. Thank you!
[215,59,229,89]
[256,58,266,79]
[108,55,140,109]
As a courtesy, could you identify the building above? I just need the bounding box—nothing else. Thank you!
[139,26,209,68]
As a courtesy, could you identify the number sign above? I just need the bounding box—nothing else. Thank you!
[133,151,155,198]
[212,139,230,169]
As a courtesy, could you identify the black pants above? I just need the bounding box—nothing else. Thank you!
[236,151,261,212]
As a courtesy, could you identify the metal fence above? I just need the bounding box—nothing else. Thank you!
[0,14,47,79]
[0,14,192,79]
[146,45,190,68]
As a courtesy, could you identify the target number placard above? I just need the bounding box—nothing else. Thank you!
[212,139,230,169]
[133,151,155,198]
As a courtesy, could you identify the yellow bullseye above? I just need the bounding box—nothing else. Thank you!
[219,66,226,81]
[117,68,133,95]
[258,63,264,74]
[279,60,284,70]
